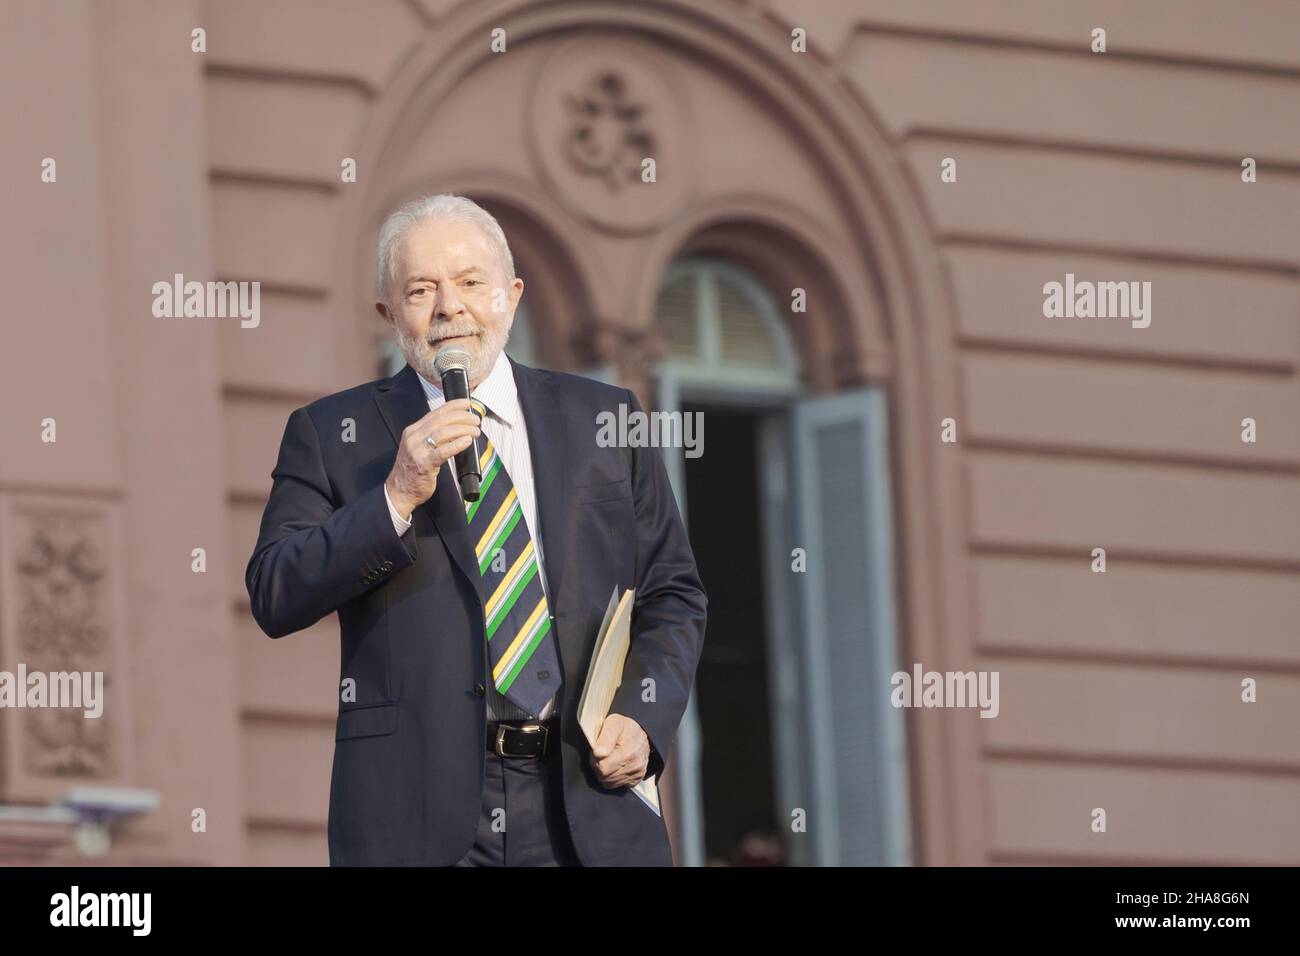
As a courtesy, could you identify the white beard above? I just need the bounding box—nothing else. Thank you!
[393,315,511,384]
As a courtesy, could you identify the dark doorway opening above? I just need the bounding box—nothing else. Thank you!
[682,402,782,865]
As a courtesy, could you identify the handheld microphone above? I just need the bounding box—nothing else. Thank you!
[434,347,484,502]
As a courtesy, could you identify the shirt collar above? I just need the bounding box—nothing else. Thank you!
[414,349,516,426]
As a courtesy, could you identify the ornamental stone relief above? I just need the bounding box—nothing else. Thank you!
[528,35,696,233]
[2,503,118,782]
[563,71,657,194]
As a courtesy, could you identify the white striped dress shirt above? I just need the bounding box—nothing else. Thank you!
[384,350,555,721]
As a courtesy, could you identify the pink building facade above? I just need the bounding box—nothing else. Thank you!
[1,0,1297,865]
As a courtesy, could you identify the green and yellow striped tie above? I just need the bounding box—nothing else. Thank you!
[465,398,560,717]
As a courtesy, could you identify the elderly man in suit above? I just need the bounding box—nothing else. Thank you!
[245,194,707,866]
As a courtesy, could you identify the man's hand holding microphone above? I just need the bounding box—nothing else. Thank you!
[384,398,481,521]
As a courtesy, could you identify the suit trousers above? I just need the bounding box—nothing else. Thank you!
[452,736,583,867]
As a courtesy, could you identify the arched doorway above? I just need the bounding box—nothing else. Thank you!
[654,255,909,866]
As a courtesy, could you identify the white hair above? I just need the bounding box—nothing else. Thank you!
[375,193,516,305]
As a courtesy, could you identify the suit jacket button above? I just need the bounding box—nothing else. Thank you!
[381,560,393,571]
[474,683,486,697]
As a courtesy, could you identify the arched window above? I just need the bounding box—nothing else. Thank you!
[655,256,798,392]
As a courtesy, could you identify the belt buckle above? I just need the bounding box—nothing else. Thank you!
[496,721,547,758]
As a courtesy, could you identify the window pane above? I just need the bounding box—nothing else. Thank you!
[656,272,698,359]
[716,270,778,366]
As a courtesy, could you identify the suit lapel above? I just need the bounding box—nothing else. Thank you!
[374,364,481,591]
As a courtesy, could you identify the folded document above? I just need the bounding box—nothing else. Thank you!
[577,586,662,817]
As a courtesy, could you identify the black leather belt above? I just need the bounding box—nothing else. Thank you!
[487,718,557,758]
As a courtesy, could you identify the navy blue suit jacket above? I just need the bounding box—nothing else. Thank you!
[245,357,707,866]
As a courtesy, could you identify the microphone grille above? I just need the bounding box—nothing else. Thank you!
[434,347,471,376]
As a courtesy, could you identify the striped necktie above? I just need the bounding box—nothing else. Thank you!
[465,398,561,718]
